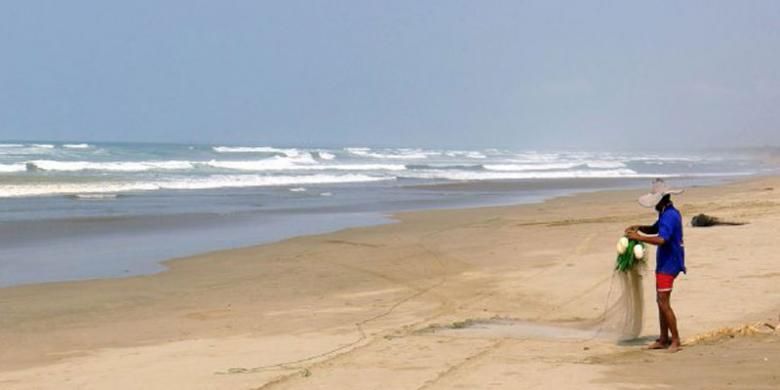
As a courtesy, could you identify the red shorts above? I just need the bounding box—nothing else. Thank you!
[656,273,675,292]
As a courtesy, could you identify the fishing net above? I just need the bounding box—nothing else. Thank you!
[600,238,647,340]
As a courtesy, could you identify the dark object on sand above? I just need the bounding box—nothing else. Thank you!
[691,214,747,227]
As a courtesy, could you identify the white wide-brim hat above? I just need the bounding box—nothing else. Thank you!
[638,178,684,208]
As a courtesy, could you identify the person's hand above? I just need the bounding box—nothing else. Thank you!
[626,231,641,241]
[625,225,639,234]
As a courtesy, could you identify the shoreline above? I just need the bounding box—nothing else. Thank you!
[0,175,751,288]
[1,175,779,388]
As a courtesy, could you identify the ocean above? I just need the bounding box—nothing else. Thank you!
[0,142,774,286]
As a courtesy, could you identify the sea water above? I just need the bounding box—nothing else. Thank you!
[0,142,774,286]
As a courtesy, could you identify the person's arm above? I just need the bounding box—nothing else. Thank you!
[626,230,665,246]
[628,216,673,247]
[625,221,658,235]
[639,221,659,235]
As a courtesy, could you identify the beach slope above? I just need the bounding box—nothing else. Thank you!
[1,177,779,389]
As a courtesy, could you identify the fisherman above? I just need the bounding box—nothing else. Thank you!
[625,178,686,352]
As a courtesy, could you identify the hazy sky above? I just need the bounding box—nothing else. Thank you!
[1,1,778,149]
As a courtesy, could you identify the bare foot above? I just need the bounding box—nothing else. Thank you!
[646,340,669,350]
[667,342,681,353]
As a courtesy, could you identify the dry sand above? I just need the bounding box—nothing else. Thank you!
[1,177,780,389]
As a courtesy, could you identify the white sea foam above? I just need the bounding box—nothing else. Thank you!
[317,151,336,160]
[445,151,487,159]
[485,159,626,171]
[209,159,297,171]
[0,142,758,200]
[212,146,303,158]
[0,174,394,198]
[207,158,404,172]
[345,147,433,160]
[0,163,26,173]
[159,174,389,190]
[26,160,195,172]
[484,163,582,171]
[585,161,627,169]
[289,187,307,192]
[213,146,276,153]
[70,193,120,200]
[0,144,58,155]
[19,156,407,173]
[623,155,703,162]
[510,152,562,163]
[485,160,626,171]
[313,164,405,171]
[0,182,161,198]
[401,169,654,181]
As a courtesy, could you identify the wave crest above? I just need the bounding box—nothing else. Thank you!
[0,163,26,173]
[212,146,303,157]
[400,169,645,181]
[0,174,395,198]
[345,147,436,160]
[26,160,194,172]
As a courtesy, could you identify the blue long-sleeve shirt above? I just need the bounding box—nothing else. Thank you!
[655,204,686,276]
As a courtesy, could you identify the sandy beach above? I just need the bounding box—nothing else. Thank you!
[1,177,779,389]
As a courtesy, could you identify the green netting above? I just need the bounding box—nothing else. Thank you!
[615,238,646,272]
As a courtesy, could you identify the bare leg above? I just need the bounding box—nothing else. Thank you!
[657,291,681,352]
[658,298,669,342]
[647,292,670,349]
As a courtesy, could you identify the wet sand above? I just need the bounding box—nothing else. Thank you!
[1,176,779,389]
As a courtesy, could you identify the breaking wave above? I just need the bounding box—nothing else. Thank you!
[0,174,395,198]
[484,161,626,171]
[345,147,437,160]
[399,169,649,181]
[0,163,26,173]
[25,160,195,172]
[20,155,406,173]
[208,160,405,171]
[212,146,304,158]
[0,142,762,199]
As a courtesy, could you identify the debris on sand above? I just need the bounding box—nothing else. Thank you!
[691,214,748,227]
[684,322,778,345]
